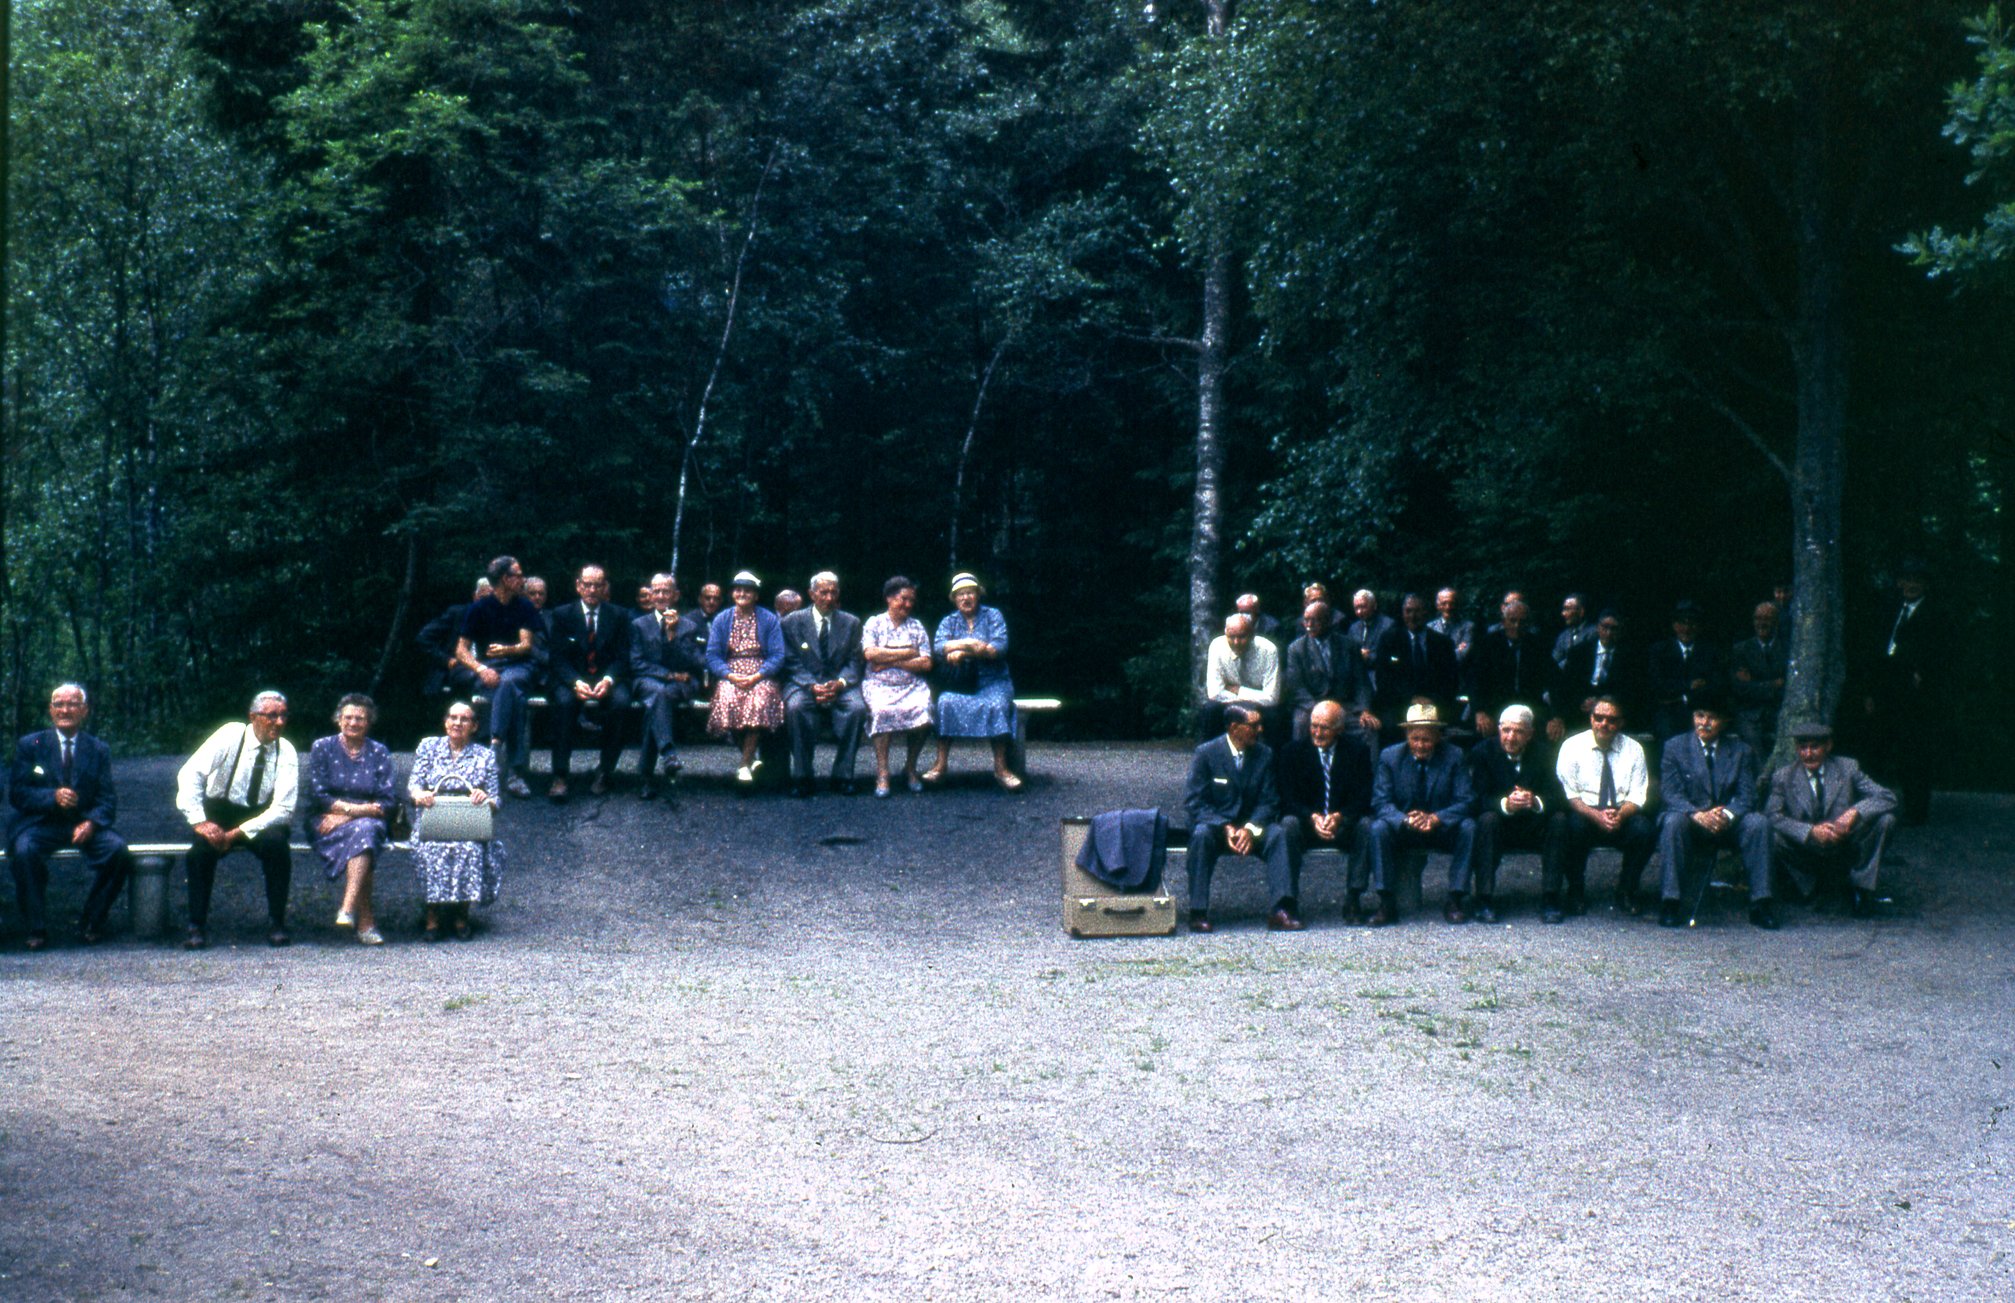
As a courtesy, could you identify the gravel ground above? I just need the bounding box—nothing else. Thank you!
[0,741,2009,1301]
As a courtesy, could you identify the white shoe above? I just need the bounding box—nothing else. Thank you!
[736,765,755,784]
[357,927,385,946]
[334,910,355,929]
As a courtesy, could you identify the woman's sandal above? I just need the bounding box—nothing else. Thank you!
[995,771,1024,792]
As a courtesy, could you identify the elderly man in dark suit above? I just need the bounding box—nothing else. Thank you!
[1766,722,1898,917]
[1656,693,1775,930]
[1467,599,1558,741]
[1183,703,1300,933]
[629,573,708,799]
[1282,601,1370,742]
[1370,594,1461,741]
[1649,600,1725,743]
[1364,702,1477,926]
[781,571,868,797]
[1730,599,1789,759]
[7,683,132,949]
[1277,700,1373,907]
[1466,703,1566,924]
[1863,561,1935,824]
[1430,587,1476,667]
[546,564,634,800]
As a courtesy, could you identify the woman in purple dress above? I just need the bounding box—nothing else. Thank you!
[306,693,399,945]
[861,575,936,797]
[705,570,787,785]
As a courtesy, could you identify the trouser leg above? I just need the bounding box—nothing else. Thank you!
[1187,824,1222,914]
[250,829,293,927]
[786,691,818,781]
[1257,824,1296,910]
[1443,819,1476,894]
[1850,812,1896,893]
[1656,813,1694,901]
[550,693,581,779]
[486,662,536,770]
[1365,819,1401,893]
[597,683,632,774]
[8,830,55,934]
[1735,813,1773,901]
[830,692,867,780]
[78,831,132,929]
[1472,811,1505,899]
[185,837,221,928]
[1617,815,1656,893]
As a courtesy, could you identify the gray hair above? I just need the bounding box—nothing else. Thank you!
[250,690,288,714]
[1224,614,1254,636]
[808,570,840,590]
[1498,704,1536,730]
[52,682,89,705]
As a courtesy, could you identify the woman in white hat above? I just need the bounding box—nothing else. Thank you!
[704,571,787,785]
[924,572,1021,791]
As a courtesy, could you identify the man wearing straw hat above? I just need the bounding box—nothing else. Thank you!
[1362,701,1476,926]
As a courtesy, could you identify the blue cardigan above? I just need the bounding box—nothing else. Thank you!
[705,605,786,678]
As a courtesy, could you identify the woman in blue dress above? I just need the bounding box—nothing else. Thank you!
[306,693,400,945]
[924,572,1022,791]
[408,700,504,942]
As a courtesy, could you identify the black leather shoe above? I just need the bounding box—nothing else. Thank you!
[1541,901,1565,925]
[1443,898,1469,925]
[1366,897,1399,928]
[1342,898,1367,926]
[1473,899,1499,925]
[1188,914,1214,934]
[1657,899,1684,928]
[1267,908,1305,932]
[1749,900,1781,931]
[1851,890,1877,918]
[639,778,658,801]
[268,927,292,948]
[183,927,208,951]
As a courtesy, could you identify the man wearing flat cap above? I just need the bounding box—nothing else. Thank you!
[1766,722,1898,917]
[1363,701,1476,926]
[1657,692,1776,929]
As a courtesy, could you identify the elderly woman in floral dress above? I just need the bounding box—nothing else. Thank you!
[861,575,936,798]
[705,570,788,786]
[307,692,400,944]
[408,700,504,942]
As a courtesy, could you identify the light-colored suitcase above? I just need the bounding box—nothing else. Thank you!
[1061,816,1177,938]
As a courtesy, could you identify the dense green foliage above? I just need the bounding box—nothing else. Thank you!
[3,0,2008,777]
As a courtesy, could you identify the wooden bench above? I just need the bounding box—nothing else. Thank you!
[0,840,411,941]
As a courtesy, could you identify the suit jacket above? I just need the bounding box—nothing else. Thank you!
[1649,638,1725,713]
[1347,613,1397,668]
[8,729,117,839]
[1277,735,1373,823]
[1468,737,1565,813]
[1765,757,1896,843]
[1873,596,1936,703]
[1370,624,1461,717]
[1282,632,1368,715]
[629,609,707,686]
[1184,735,1280,830]
[416,602,469,694]
[781,607,865,691]
[1466,630,1553,723]
[1372,741,1475,826]
[549,601,633,687]
[1659,732,1760,818]
[1729,636,1788,715]
[1429,616,1476,665]
[1557,637,1644,723]
[705,605,787,678]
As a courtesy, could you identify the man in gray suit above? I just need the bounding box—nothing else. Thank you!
[1282,600,1369,742]
[1183,703,1300,933]
[1730,599,1789,758]
[781,572,867,797]
[1766,721,1898,917]
[1657,694,1775,929]
[629,573,707,799]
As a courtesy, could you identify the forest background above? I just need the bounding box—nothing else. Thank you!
[2,0,2012,785]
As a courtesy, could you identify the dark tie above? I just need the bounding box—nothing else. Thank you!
[819,615,832,661]
[246,743,268,809]
[1413,760,1430,811]
[1412,633,1425,676]
[1703,742,1716,794]
[61,737,75,787]
[1598,748,1616,808]
[1232,747,1243,773]
[1594,647,1609,686]
[1319,746,1334,808]
[1809,767,1824,809]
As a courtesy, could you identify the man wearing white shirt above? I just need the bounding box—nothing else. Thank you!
[1200,614,1280,740]
[1549,695,1655,924]
[176,691,300,949]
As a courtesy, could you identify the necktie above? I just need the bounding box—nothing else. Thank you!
[1412,633,1425,676]
[61,737,75,786]
[1598,747,1616,808]
[819,615,832,660]
[1319,746,1333,808]
[1232,747,1244,773]
[1809,768,1823,809]
[1413,760,1429,811]
[1703,743,1716,794]
[246,742,268,809]
[1594,647,1609,686]
[587,606,596,640]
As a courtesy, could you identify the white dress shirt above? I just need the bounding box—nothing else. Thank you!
[176,722,299,836]
[1555,729,1649,809]
[1204,635,1281,707]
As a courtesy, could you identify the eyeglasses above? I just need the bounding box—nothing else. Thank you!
[255,710,289,720]
[1591,713,1621,725]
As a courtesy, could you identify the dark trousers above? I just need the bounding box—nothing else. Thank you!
[1471,809,1566,900]
[1773,813,1896,898]
[1869,696,1932,824]
[551,682,633,778]
[1187,821,1296,914]
[1556,812,1656,898]
[186,803,292,930]
[9,823,131,934]
[1657,810,1772,903]
[480,660,540,771]
[636,677,693,763]
[1280,814,1366,881]
[1365,816,1477,894]
[785,686,867,782]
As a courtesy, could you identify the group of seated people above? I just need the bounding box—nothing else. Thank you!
[416,557,1025,801]
[1203,583,1805,759]
[1183,694,1896,935]
[6,684,505,950]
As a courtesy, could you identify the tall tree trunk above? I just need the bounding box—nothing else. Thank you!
[1777,77,1848,754]
[0,1,17,742]
[1187,0,1232,697]
[369,533,422,697]
[949,334,1009,570]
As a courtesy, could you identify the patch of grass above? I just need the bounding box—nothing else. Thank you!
[441,993,488,1012]
[1720,968,1774,987]
[1105,954,1258,979]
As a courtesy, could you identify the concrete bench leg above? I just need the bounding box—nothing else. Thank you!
[129,854,172,940]
[1395,849,1427,915]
